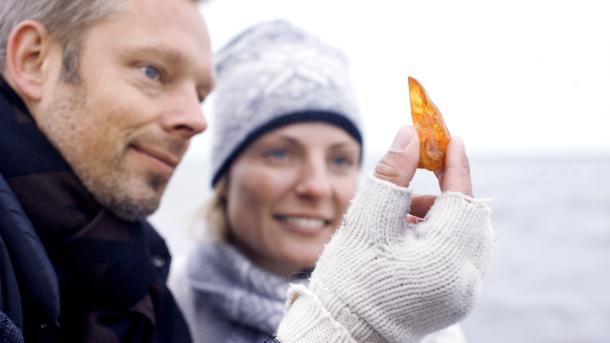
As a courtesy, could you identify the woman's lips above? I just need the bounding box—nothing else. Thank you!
[274,214,331,235]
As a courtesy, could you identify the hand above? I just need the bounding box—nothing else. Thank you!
[375,125,473,221]
[277,126,494,343]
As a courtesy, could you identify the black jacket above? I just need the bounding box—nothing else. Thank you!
[0,174,58,342]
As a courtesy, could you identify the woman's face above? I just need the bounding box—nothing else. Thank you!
[225,122,360,277]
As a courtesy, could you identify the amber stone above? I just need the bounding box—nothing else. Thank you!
[408,76,451,171]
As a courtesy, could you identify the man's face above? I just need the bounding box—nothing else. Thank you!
[34,0,213,220]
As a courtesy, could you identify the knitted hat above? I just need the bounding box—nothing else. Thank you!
[210,19,363,186]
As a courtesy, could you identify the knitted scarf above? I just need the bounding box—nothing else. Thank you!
[0,78,190,342]
[186,242,308,343]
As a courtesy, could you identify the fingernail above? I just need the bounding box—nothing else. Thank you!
[390,126,412,151]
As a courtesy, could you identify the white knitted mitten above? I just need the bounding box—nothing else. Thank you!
[277,175,494,343]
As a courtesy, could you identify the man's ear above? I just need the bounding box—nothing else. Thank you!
[5,20,57,101]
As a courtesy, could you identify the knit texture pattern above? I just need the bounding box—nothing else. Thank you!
[211,19,362,185]
[181,242,307,342]
[277,176,494,342]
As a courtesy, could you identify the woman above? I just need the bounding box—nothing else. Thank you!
[170,20,467,343]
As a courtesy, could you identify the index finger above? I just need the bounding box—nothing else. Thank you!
[435,137,473,197]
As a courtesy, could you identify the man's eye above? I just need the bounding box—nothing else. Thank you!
[142,65,161,80]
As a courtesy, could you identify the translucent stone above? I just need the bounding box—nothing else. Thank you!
[408,76,451,171]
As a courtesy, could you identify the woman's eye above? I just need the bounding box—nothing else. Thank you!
[142,65,161,80]
[331,156,354,168]
[265,149,287,160]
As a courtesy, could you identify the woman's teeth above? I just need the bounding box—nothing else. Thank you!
[282,216,327,228]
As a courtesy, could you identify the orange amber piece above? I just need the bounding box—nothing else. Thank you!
[408,76,451,171]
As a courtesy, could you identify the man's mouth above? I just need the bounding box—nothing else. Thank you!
[130,144,180,173]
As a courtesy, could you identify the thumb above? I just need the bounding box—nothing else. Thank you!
[436,137,473,197]
[374,125,419,187]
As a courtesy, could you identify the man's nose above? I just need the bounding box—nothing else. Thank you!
[162,91,208,139]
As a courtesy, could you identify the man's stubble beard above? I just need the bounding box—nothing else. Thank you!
[100,165,168,221]
[39,82,169,221]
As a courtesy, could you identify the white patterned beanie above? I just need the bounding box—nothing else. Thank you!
[210,19,363,186]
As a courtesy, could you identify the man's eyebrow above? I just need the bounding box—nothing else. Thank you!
[119,46,188,64]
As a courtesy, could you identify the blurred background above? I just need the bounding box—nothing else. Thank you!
[151,0,610,342]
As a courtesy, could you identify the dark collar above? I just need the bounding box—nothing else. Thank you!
[0,75,30,117]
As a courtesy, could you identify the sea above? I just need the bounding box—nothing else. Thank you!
[151,153,610,343]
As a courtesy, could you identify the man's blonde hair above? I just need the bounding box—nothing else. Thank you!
[0,0,204,82]
[0,0,121,82]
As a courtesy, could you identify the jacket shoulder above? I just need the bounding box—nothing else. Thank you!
[0,173,60,339]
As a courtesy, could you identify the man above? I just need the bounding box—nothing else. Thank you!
[1,0,209,341]
[0,0,494,342]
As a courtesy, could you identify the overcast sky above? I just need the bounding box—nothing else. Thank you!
[189,0,610,160]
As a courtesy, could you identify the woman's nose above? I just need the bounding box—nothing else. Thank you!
[295,161,332,199]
